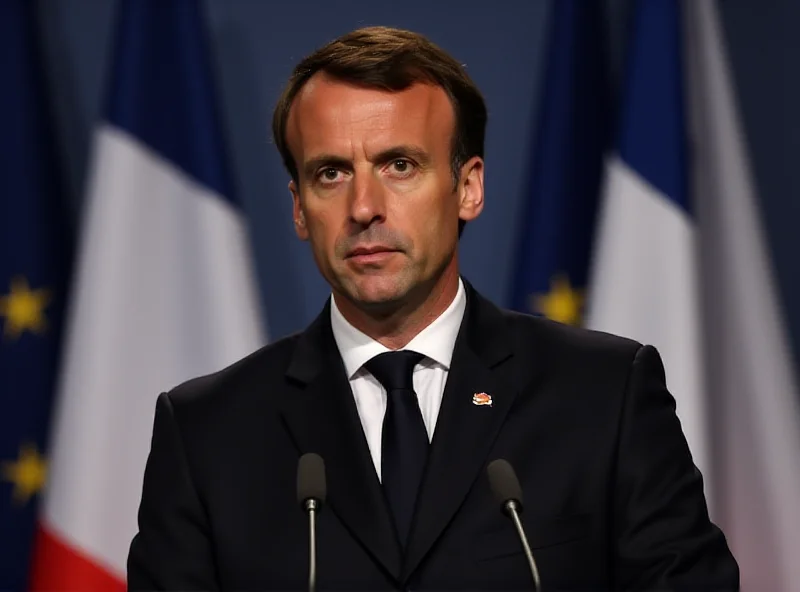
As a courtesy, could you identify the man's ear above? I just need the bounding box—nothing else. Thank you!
[458,156,484,223]
[290,180,308,240]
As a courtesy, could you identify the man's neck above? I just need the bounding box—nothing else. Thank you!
[332,264,460,350]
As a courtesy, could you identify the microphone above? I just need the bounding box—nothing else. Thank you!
[297,453,326,592]
[487,459,542,592]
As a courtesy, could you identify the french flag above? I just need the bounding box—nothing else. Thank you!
[30,0,266,588]
[686,2,800,589]
[586,0,710,485]
[589,0,800,589]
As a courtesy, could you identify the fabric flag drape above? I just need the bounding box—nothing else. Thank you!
[30,0,267,588]
[509,0,609,325]
[585,0,711,489]
[588,0,800,588]
[0,2,71,590]
[685,2,800,590]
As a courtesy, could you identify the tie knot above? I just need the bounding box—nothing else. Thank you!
[364,350,424,392]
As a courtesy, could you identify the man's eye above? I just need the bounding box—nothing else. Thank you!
[389,159,415,175]
[317,168,345,184]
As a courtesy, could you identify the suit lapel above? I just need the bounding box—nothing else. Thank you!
[401,282,521,582]
[281,302,402,581]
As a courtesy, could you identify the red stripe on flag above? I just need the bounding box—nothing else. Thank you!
[29,522,125,591]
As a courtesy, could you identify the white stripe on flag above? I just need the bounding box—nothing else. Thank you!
[686,2,800,590]
[41,125,266,576]
[587,155,710,493]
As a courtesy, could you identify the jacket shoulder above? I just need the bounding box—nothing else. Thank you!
[501,308,644,370]
[164,331,301,415]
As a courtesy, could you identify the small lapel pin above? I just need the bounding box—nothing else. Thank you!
[472,392,493,406]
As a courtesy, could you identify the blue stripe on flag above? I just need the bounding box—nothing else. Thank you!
[617,0,689,212]
[509,0,609,324]
[106,0,235,203]
[0,2,71,590]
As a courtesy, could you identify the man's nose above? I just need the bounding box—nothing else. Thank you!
[348,170,386,228]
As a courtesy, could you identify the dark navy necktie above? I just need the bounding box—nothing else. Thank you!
[364,350,428,547]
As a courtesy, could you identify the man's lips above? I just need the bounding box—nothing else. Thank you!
[345,246,400,263]
[346,245,399,257]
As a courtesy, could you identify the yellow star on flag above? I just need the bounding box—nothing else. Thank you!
[0,276,51,340]
[2,442,47,506]
[532,274,585,326]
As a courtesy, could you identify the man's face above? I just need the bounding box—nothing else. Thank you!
[285,74,484,311]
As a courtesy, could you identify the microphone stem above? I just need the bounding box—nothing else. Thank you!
[305,499,318,592]
[505,500,541,592]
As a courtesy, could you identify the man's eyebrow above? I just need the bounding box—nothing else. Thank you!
[302,145,432,179]
[373,145,431,166]
[302,155,352,179]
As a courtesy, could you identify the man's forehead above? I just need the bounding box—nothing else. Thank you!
[286,73,455,150]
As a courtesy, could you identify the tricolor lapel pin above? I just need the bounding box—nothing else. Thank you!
[472,392,493,407]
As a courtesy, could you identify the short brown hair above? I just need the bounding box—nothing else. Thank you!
[272,26,487,191]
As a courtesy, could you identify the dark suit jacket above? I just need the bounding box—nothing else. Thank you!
[127,281,738,591]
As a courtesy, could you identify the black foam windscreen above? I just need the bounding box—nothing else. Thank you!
[486,458,524,511]
[297,452,327,507]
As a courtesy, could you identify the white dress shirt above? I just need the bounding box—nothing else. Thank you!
[330,278,467,481]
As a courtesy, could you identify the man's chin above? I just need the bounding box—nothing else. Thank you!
[353,288,406,309]
[343,277,411,311]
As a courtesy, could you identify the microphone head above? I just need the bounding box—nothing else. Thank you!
[487,459,524,513]
[297,452,326,509]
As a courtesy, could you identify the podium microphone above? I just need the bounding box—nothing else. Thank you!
[297,453,326,592]
[487,459,542,592]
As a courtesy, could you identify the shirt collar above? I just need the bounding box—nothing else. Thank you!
[330,278,467,380]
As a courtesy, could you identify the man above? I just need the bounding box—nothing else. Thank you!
[128,26,739,590]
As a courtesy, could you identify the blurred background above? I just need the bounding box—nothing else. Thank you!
[1,0,798,590]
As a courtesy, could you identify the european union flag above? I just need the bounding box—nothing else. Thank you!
[509,0,610,325]
[0,2,71,589]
